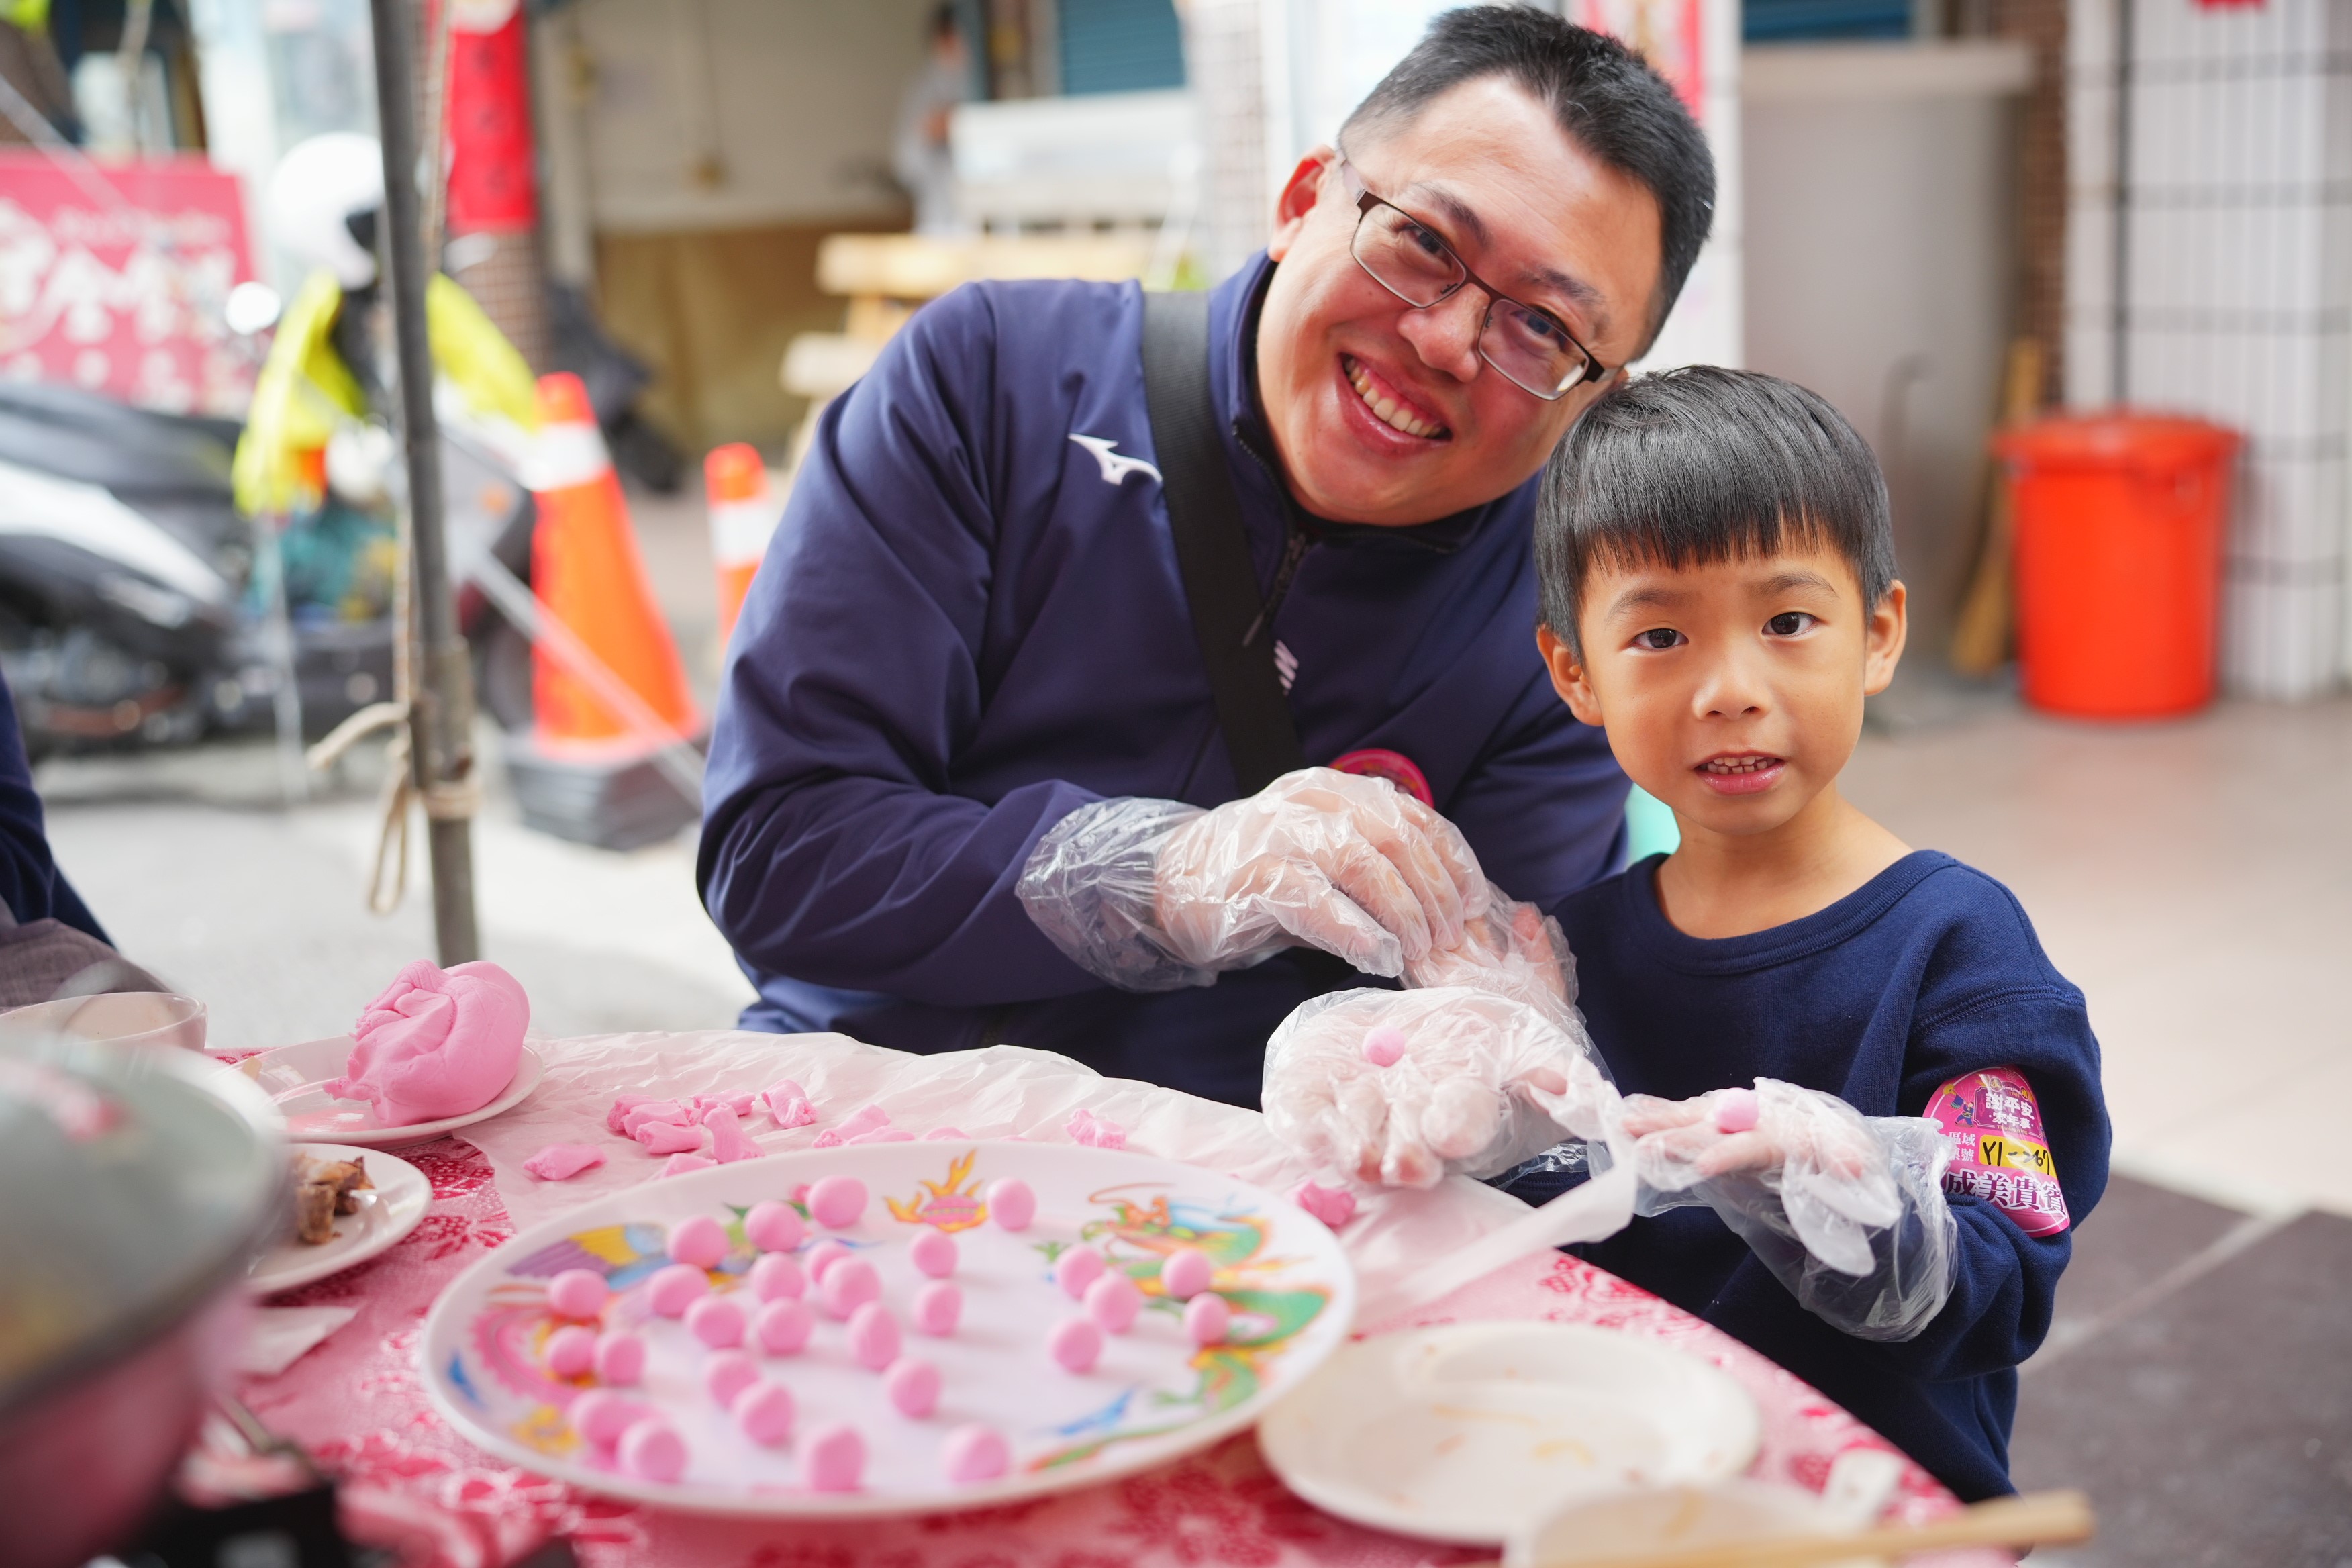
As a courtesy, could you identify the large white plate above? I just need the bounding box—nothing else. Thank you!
[250,1142,431,1295]
[419,1141,1357,1518]
[1258,1321,1761,1545]
[231,1035,544,1146]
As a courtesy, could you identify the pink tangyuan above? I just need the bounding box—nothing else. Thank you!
[846,1302,901,1370]
[807,1175,867,1229]
[618,1419,687,1483]
[912,1281,962,1336]
[942,1424,1009,1484]
[685,1293,746,1349]
[908,1228,957,1279]
[1714,1087,1761,1134]
[748,1252,805,1302]
[1083,1271,1142,1334]
[921,1126,969,1141]
[986,1178,1036,1231]
[821,1257,882,1320]
[800,1422,865,1492]
[569,1389,644,1446]
[545,1268,609,1320]
[703,1349,759,1407]
[1052,1245,1105,1298]
[734,1381,795,1446]
[1160,1246,1214,1300]
[883,1356,940,1417]
[1047,1315,1103,1373]
[1361,1026,1408,1068]
[646,1263,709,1318]
[544,1324,597,1378]
[660,1152,716,1178]
[803,1239,851,1282]
[754,1297,814,1355]
[1183,1293,1231,1345]
[744,1200,805,1254]
[667,1214,729,1270]
[593,1330,645,1385]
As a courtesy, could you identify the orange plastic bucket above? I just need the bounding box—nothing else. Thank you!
[1992,413,2240,720]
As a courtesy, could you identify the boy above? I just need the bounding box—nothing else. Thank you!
[1517,366,2110,1502]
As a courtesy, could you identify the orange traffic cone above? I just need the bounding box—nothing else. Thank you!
[529,373,701,750]
[705,442,775,648]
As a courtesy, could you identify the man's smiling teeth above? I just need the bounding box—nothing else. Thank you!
[1345,356,1444,439]
[1702,756,1780,775]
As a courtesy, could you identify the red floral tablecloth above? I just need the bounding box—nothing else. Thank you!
[238,1136,1997,1568]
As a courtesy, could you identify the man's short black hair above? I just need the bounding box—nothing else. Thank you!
[1535,366,1897,652]
[1339,5,1715,346]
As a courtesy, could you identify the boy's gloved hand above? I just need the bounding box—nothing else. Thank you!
[1261,986,1616,1189]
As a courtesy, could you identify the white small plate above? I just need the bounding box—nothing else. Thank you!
[251,1143,432,1295]
[231,1036,544,1146]
[1259,1321,1762,1545]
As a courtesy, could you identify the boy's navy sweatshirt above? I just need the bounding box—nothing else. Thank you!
[1528,850,2109,1502]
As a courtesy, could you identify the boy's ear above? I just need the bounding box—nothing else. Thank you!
[1536,624,1606,727]
[1863,579,1908,697]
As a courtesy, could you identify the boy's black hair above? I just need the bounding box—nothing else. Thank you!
[1340,6,1716,346]
[1536,366,1896,652]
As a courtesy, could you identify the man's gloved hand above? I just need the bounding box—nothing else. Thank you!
[1261,987,1616,1189]
[1401,882,1577,1030]
[1153,768,1489,979]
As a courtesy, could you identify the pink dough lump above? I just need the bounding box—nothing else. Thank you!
[544,1324,597,1378]
[660,1152,716,1177]
[803,1239,850,1281]
[744,1200,805,1254]
[703,1349,759,1407]
[1184,1293,1231,1345]
[524,1143,605,1181]
[1065,1107,1127,1149]
[593,1331,645,1385]
[820,1256,881,1319]
[846,1126,916,1144]
[667,1214,730,1269]
[909,1228,957,1279]
[1048,1315,1104,1373]
[646,1263,709,1318]
[734,1380,795,1446]
[1161,1246,1214,1300]
[324,959,528,1127]
[884,1355,940,1417]
[637,1122,703,1157]
[702,1105,758,1163]
[748,1252,805,1302]
[754,1297,814,1354]
[808,1175,867,1228]
[942,1424,1009,1485]
[1054,1244,1106,1298]
[1295,1181,1357,1228]
[618,1418,687,1483]
[987,1177,1036,1231]
[607,1093,656,1134]
[685,1293,746,1349]
[622,1100,689,1136]
[769,1095,817,1130]
[545,1268,609,1320]
[1084,1271,1142,1333]
[922,1126,969,1141]
[1715,1087,1761,1133]
[570,1389,644,1446]
[1361,1026,1408,1067]
[801,1422,865,1492]
[912,1281,962,1336]
[847,1302,901,1370]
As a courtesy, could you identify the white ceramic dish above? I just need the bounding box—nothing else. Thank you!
[1258,1321,1762,1545]
[250,1142,431,1295]
[1503,1449,1905,1566]
[419,1141,1357,1518]
[231,1035,544,1146]
[0,992,207,1051]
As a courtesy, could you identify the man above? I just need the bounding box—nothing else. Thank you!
[700,8,1714,1107]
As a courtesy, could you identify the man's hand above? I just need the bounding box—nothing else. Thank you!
[1154,767,1489,978]
[1403,885,1575,1026]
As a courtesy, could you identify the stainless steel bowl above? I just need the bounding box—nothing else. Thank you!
[0,1035,284,1568]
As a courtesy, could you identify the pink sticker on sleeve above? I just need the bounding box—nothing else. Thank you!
[1925,1067,2069,1237]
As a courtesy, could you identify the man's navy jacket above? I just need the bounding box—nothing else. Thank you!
[697,254,1630,1107]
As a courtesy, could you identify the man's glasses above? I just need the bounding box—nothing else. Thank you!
[1338,157,1612,403]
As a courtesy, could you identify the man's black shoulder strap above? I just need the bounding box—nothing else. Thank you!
[1138,289,1306,797]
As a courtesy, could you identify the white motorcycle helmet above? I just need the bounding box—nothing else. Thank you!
[265,132,385,290]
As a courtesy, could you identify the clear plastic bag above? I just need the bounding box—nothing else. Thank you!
[1627,1078,1959,1342]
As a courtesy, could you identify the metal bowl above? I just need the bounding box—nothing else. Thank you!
[0,1034,284,1568]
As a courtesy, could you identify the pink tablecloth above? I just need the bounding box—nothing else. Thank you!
[240,1136,1995,1567]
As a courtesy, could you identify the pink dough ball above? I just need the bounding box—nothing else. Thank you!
[544,1324,598,1377]
[847,1301,901,1370]
[593,1331,646,1385]
[803,1239,851,1282]
[800,1422,865,1492]
[1161,1246,1214,1300]
[821,1256,881,1320]
[986,1177,1036,1232]
[667,1214,730,1270]
[744,1199,807,1253]
[908,1228,958,1279]
[912,1280,963,1337]
[883,1355,940,1417]
[1184,1293,1232,1345]
[703,1349,759,1407]
[686,1293,746,1349]
[1048,1315,1104,1373]
[646,1263,710,1318]
[733,1380,795,1447]
[1084,1271,1142,1334]
[754,1296,814,1355]
[748,1252,805,1302]
[1714,1087,1761,1134]
[942,1424,1010,1485]
[1362,1025,1408,1067]
[569,1389,643,1446]
[545,1268,609,1320]
[808,1175,867,1229]
[618,1418,688,1483]
[1294,1180,1357,1229]
[1054,1244,1106,1298]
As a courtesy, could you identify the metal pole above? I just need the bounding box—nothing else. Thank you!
[369,0,480,964]
[2110,0,2133,405]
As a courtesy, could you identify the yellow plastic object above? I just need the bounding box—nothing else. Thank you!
[426,273,540,432]
[232,269,365,517]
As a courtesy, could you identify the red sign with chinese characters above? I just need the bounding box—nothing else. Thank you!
[444,1,538,234]
[0,152,257,415]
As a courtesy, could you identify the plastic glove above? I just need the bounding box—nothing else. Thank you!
[1262,987,1616,1189]
[1626,1079,1959,1342]
[1017,768,1488,993]
[1401,882,1577,1031]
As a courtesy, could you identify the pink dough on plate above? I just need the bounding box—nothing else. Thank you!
[570,1389,644,1446]
[801,1422,864,1492]
[748,1252,805,1302]
[912,1281,961,1336]
[686,1293,745,1349]
[908,1228,957,1279]
[734,1381,795,1446]
[544,1324,597,1377]
[1048,1315,1103,1373]
[884,1355,940,1417]
[822,1257,882,1319]
[324,959,528,1126]
[545,1268,608,1320]
[619,1419,687,1483]
[1084,1272,1142,1333]
[646,1263,709,1318]
[745,1201,805,1254]
[754,1297,814,1354]
[523,1144,605,1182]
[807,1175,867,1229]
[1184,1293,1231,1345]
[660,1152,716,1177]
[1053,1244,1105,1298]
[985,1178,1035,1231]
[703,1349,759,1407]
[667,1214,729,1269]
[847,1302,901,1370]
[803,1239,851,1281]
[594,1331,645,1385]
[942,1423,1009,1484]
[1161,1246,1214,1300]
